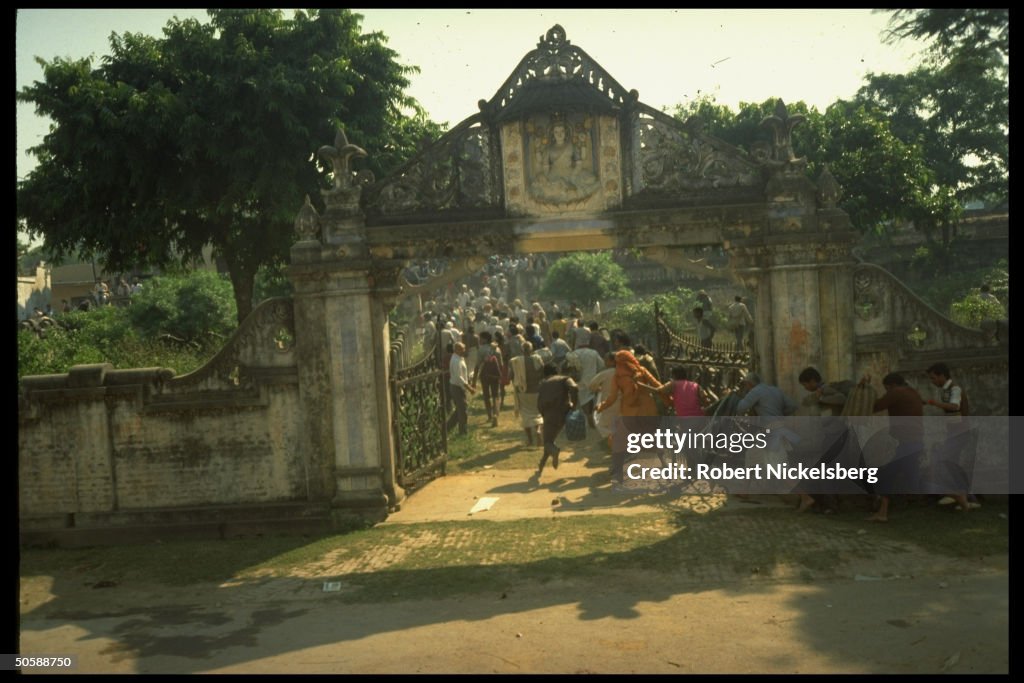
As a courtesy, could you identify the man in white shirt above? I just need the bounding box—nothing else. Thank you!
[446,342,475,436]
[727,295,754,351]
[457,284,474,310]
[566,338,604,428]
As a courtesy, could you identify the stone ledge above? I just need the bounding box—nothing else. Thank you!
[20,502,335,548]
[20,517,334,549]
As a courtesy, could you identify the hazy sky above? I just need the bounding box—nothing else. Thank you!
[16,8,928,181]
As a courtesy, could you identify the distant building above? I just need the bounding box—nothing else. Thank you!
[16,244,223,316]
[16,264,50,320]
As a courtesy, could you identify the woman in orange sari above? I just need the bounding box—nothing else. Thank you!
[596,350,662,482]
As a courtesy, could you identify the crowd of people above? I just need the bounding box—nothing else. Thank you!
[428,280,980,517]
[19,276,143,324]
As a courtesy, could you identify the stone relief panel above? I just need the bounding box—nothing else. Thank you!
[502,112,621,216]
[526,111,600,206]
[853,268,886,333]
[599,115,623,208]
[501,121,527,216]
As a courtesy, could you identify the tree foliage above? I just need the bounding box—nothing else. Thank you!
[861,10,1008,208]
[949,292,1006,329]
[18,272,239,383]
[882,9,1008,63]
[538,252,632,308]
[17,9,443,323]
[671,96,959,238]
[672,9,1009,241]
[127,271,237,345]
[603,288,699,350]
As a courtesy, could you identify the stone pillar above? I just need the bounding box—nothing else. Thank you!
[724,131,858,399]
[767,245,827,399]
[817,262,856,387]
[290,252,406,523]
[729,239,856,400]
[286,129,404,524]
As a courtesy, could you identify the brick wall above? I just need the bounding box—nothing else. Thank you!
[19,366,309,525]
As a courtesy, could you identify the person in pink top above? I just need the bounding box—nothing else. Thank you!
[639,366,708,470]
[639,366,706,417]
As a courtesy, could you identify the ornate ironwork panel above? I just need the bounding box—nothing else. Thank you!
[365,119,499,218]
[653,302,751,404]
[389,320,448,489]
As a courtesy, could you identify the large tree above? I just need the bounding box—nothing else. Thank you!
[854,11,1009,210]
[881,9,1008,63]
[18,9,443,322]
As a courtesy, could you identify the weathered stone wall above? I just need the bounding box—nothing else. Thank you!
[19,372,304,517]
[857,211,1008,276]
[17,265,51,320]
[17,298,326,538]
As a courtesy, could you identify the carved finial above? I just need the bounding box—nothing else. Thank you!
[684,116,706,135]
[535,24,580,82]
[760,99,807,167]
[774,98,788,120]
[318,127,368,195]
[294,195,321,242]
[817,163,842,208]
[541,24,568,48]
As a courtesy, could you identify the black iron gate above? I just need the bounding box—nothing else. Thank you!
[389,320,448,490]
[653,301,753,404]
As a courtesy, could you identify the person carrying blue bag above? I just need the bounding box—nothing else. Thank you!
[564,405,588,442]
[532,363,578,480]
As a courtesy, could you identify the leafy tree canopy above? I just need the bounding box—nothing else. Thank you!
[881,9,1008,64]
[671,96,959,238]
[17,9,443,322]
[859,9,1008,206]
[538,252,632,308]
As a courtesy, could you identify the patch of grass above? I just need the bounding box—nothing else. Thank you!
[19,534,334,587]
[20,498,1008,604]
[445,397,555,472]
[443,390,612,473]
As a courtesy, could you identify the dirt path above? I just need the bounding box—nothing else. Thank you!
[19,568,1008,674]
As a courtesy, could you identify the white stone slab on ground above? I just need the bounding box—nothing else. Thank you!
[468,496,499,514]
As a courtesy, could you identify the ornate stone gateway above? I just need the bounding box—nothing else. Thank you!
[286,24,874,519]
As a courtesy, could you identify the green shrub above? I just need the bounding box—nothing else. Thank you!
[18,272,235,386]
[254,262,293,304]
[128,271,237,345]
[539,252,632,307]
[950,292,1006,328]
[605,287,701,348]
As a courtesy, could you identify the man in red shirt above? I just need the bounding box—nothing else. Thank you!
[864,372,924,522]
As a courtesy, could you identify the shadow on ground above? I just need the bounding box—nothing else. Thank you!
[19,404,1010,673]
